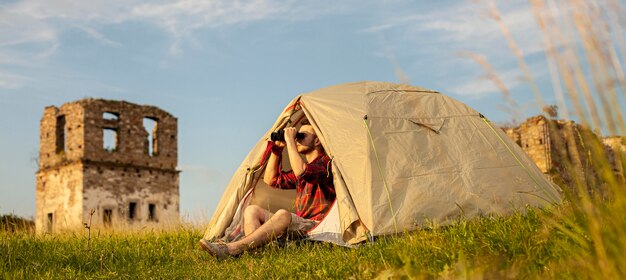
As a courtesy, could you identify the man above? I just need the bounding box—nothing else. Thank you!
[199,120,335,258]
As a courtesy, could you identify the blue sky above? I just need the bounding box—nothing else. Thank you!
[1,0,624,221]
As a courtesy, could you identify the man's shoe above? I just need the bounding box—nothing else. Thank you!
[199,239,232,259]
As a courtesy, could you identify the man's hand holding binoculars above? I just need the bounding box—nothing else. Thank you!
[282,127,298,146]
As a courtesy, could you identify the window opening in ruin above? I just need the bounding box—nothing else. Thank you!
[103,128,118,152]
[56,115,67,153]
[539,138,543,145]
[143,117,159,156]
[148,204,157,222]
[46,213,53,233]
[103,112,119,121]
[128,202,137,221]
[103,209,113,226]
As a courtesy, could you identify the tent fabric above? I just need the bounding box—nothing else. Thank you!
[203,81,562,246]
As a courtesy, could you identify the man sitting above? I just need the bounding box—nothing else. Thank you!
[199,120,335,258]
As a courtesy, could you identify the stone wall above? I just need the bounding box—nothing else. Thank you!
[603,136,626,181]
[82,164,179,227]
[35,163,84,233]
[503,115,625,189]
[520,116,551,173]
[504,116,551,173]
[80,99,178,170]
[36,99,179,233]
[39,103,86,170]
[604,136,626,153]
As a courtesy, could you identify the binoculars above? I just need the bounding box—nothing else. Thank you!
[270,130,306,142]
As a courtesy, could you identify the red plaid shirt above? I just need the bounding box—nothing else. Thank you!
[269,152,335,222]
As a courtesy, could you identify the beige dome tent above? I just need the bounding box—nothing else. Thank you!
[203,81,562,246]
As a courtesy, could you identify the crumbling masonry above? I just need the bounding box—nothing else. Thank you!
[504,115,625,189]
[36,99,179,233]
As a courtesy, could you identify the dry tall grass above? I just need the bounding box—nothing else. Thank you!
[480,0,626,278]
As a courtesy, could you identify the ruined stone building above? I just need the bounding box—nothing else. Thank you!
[504,115,625,188]
[504,116,553,174]
[36,99,179,233]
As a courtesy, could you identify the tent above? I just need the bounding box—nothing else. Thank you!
[203,81,562,246]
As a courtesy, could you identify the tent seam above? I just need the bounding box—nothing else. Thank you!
[362,117,399,234]
[481,116,560,204]
[366,114,475,119]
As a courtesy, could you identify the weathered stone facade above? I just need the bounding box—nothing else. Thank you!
[603,136,626,180]
[505,116,552,173]
[504,115,625,188]
[36,99,179,233]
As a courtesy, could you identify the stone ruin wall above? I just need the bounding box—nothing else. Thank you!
[521,117,551,173]
[604,137,626,153]
[39,103,86,170]
[36,99,179,233]
[82,165,179,227]
[37,103,86,232]
[80,99,178,170]
[35,163,84,232]
[504,115,625,184]
[603,136,626,180]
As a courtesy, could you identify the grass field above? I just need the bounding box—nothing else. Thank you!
[0,204,616,279]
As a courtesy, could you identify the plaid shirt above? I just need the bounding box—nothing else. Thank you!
[269,153,335,222]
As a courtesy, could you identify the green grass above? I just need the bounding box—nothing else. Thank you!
[0,207,596,279]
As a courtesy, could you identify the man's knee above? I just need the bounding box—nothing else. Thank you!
[243,205,267,224]
[244,205,263,217]
[273,209,292,225]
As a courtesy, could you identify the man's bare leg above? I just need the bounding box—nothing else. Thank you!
[242,205,271,236]
[226,209,291,255]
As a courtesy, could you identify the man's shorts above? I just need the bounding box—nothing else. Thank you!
[268,211,318,238]
[287,213,318,236]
